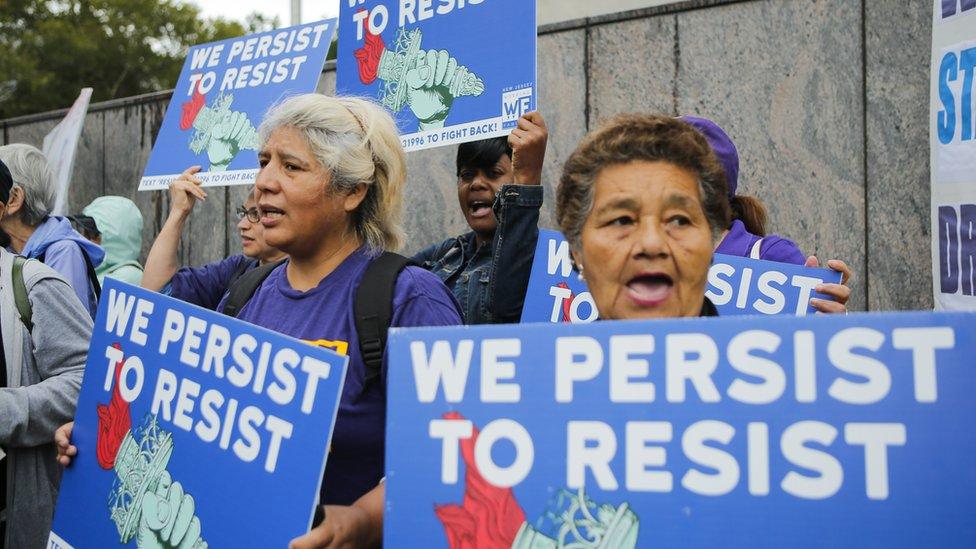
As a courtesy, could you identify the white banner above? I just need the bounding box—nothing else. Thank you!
[42,88,92,216]
[138,168,258,191]
[931,1,976,310]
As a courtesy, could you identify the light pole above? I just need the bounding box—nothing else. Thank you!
[291,0,301,25]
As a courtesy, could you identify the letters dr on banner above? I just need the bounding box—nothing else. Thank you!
[520,230,841,323]
[385,310,976,547]
[337,0,537,152]
[138,21,336,191]
[931,0,976,310]
[49,280,347,548]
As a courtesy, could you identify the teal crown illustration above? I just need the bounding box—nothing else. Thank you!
[512,487,639,549]
[108,414,175,543]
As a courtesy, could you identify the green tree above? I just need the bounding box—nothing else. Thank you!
[0,0,272,119]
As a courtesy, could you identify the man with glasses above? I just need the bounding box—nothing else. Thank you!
[141,166,286,309]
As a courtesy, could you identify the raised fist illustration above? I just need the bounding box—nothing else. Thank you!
[187,93,258,172]
[137,470,208,549]
[404,48,485,130]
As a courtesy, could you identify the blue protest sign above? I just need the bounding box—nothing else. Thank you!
[48,279,347,548]
[337,0,537,151]
[138,21,336,191]
[520,229,597,323]
[521,229,842,322]
[385,310,976,547]
[707,253,841,315]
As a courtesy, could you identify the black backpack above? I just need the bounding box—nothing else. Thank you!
[221,252,413,386]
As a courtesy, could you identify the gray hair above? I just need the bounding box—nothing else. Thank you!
[0,144,57,226]
[557,113,732,252]
[259,94,406,252]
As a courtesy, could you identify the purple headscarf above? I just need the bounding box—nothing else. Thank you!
[679,115,739,198]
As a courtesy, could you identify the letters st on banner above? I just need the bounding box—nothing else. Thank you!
[337,0,537,152]
[138,20,336,191]
[385,312,976,547]
[49,280,347,548]
[931,0,976,310]
[521,229,842,323]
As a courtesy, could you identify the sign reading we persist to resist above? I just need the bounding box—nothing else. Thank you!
[50,280,347,548]
[386,311,974,547]
[139,20,336,190]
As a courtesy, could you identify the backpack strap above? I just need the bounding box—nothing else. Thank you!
[227,257,260,288]
[80,246,102,300]
[37,242,102,300]
[355,252,413,387]
[12,256,33,333]
[749,238,764,260]
[222,253,410,387]
[222,259,286,318]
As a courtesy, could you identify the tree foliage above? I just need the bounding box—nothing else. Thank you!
[0,0,278,119]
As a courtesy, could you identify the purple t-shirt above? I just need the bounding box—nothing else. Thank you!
[715,220,805,265]
[168,255,257,310]
[218,248,462,505]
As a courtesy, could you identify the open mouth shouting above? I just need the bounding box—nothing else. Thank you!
[467,198,493,219]
[626,272,674,307]
[259,204,285,227]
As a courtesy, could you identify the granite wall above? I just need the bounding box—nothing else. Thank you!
[0,0,934,311]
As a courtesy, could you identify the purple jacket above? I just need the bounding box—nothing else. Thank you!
[715,220,805,265]
[20,216,105,317]
[165,254,257,310]
[217,248,463,505]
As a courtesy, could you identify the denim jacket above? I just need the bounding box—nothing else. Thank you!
[413,184,543,324]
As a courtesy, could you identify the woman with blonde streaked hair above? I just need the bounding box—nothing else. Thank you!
[238,93,461,547]
[57,94,463,548]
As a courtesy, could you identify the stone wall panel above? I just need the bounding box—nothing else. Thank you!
[865,0,933,310]
[676,0,867,309]
[588,15,677,123]
[537,29,589,230]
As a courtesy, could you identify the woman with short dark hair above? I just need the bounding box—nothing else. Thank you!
[141,175,286,310]
[413,112,548,324]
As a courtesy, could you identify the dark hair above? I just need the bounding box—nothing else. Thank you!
[729,194,768,236]
[557,113,732,249]
[68,214,101,241]
[455,137,512,177]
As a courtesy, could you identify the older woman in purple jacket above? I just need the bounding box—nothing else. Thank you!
[681,116,851,313]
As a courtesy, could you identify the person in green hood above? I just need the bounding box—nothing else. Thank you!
[81,196,144,285]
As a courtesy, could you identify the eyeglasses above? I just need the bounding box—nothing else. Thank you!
[235,206,260,223]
